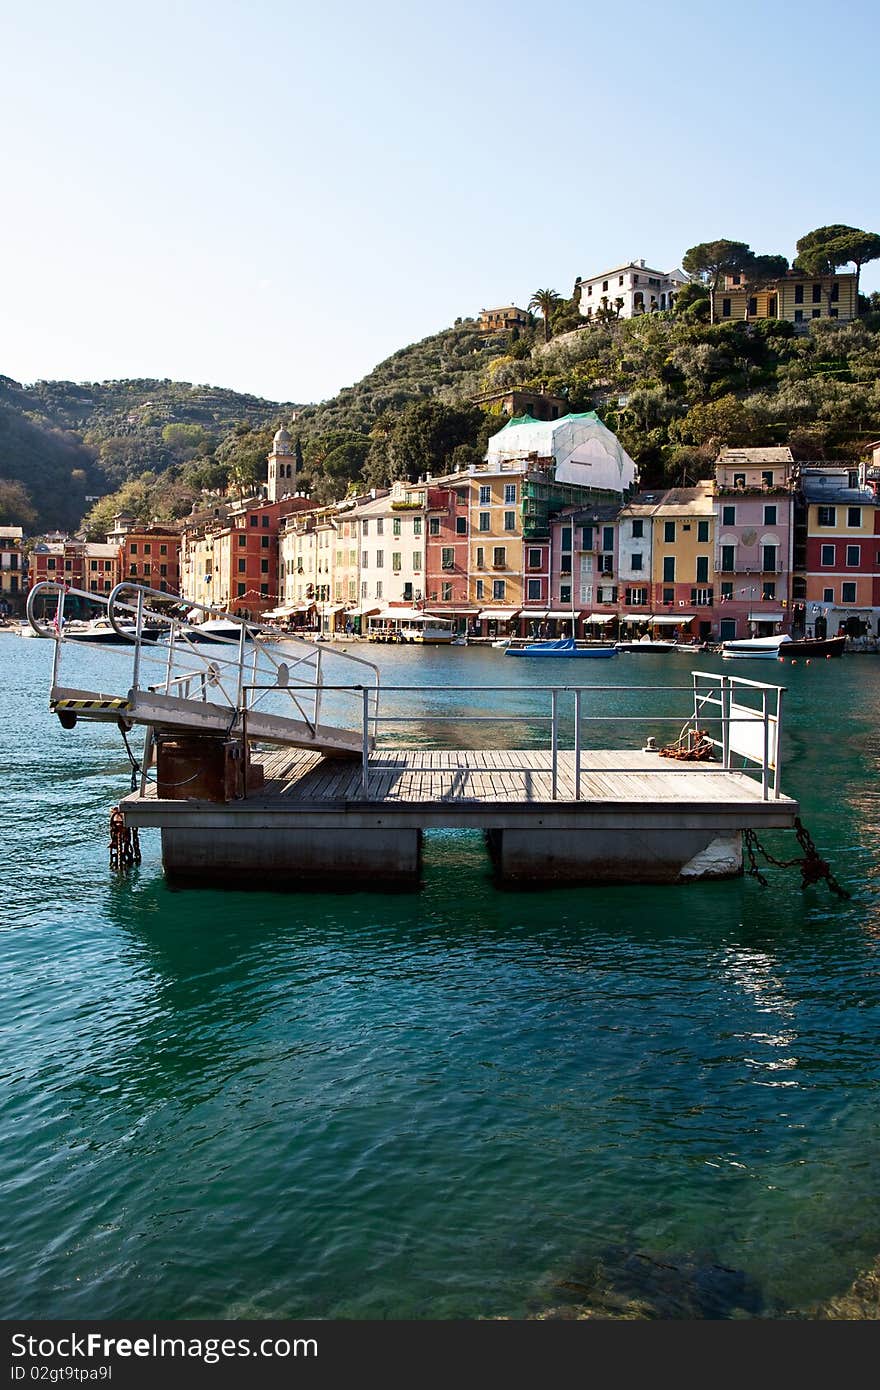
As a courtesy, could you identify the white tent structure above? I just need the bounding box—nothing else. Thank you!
[485,412,637,492]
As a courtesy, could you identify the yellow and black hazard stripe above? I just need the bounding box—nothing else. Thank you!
[52,697,132,713]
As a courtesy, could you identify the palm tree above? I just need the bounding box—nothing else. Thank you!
[528,288,562,343]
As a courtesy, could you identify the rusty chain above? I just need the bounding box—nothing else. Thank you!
[743,817,850,899]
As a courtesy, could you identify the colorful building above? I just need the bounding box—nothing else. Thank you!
[0,526,26,614]
[424,482,473,632]
[83,543,121,596]
[180,496,311,618]
[464,412,637,635]
[799,470,880,638]
[354,481,428,617]
[278,504,339,630]
[716,270,858,326]
[617,494,658,634]
[478,306,531,334]
[713,447,794,641]
[649,483,716,641]
[466,461,527,632]
[115,524,179,594]
[548,506,620,637]
[30,536,84,591]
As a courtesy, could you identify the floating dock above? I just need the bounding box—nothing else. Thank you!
[29,582,800,890]
[122,744,797,886]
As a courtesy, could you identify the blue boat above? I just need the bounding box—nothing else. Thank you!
[505,636,617,658]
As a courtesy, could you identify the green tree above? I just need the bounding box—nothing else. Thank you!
[528,288,562,343]
[384,400,486,482]
[161,422,214,459]
[595,295,625,324]
[681,240,753,323]
[82,475,157,539]
[549,278,584,336]
[672,281,710,321]
[669,394,758,448]
[741,253,790,321]
[796,224,880,311]
[0,478,37,527]
[227,455,263,499]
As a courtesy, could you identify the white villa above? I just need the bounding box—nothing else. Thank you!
[579,260,689,319]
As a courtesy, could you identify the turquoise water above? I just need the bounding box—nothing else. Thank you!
[1,637,879,1319]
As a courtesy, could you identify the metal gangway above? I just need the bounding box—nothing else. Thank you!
[27,582,380,759]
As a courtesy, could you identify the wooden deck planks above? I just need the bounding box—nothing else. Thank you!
[243,746,778,811]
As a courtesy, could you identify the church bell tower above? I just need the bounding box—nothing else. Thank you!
[267,426,295,503]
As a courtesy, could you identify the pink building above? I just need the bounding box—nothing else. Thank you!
[548,506,619,638]
[425,483,473,633]
[714,448,795,641]
[520,538,550,635]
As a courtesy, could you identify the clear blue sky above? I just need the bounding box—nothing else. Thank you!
[2,0,878,405]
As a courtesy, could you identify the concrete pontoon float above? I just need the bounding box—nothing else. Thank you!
[29,583,799,889]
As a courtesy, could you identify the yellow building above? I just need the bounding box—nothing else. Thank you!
[464,463,527,620]
[649,482,716,638]
[0,526,25,612]
[478,306,530,334]
[717,271,857,325]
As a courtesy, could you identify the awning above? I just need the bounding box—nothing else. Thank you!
[262,603,297,618]
[318,602,345,616]
[346,605,380,618]
[478,608,521,620]
[620,613,654,623]
[426,607,480,616]
[372,607,426,621]
[652,613,695,626]
[583,613,615,624]
[748,610,785,621]
[545,610,579,619]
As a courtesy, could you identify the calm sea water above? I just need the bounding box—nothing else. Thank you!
[1,635,879,1319]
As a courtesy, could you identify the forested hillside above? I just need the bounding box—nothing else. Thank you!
[3,303,880,537]
[0,376,298,531]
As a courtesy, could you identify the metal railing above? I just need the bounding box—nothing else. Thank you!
[26,581,380,743]
[241,672,785,801]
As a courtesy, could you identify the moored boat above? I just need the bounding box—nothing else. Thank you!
[777,634,847,659]
[505,636,616,658]
[721,634,789,659]
[64,616,163,644]
[186,618,252,643]
[615,637,678,653]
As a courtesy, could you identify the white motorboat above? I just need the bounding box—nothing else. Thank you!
[186,618,251,643]
[63,616,163,644]
[721,634,790,660]
[615,637,678,653]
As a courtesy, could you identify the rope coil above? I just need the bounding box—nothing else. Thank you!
[659,727,714,761]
